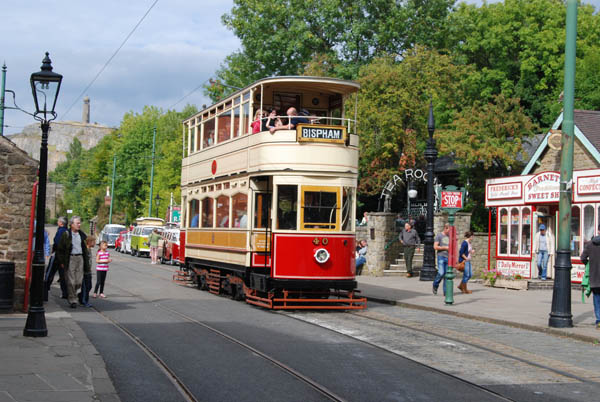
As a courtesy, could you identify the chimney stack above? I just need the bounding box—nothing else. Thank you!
[82,96,90,124]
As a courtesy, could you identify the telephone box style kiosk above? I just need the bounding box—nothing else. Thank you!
[486,169,600,283]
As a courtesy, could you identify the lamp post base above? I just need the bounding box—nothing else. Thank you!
[548,250,573,328]
[23,305,48,337]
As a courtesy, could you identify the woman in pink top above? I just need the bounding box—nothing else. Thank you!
[251,109,265,134]
[93,241,112,298]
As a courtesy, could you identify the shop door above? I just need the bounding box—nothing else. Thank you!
[533,212,556,279]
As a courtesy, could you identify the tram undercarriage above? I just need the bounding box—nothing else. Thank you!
[174,262,367,310]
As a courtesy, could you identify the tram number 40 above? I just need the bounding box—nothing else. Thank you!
[441,191,463,209]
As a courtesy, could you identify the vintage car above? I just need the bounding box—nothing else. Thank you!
[98,224,127,248]
[130,217,164,257]
[160,228,182,265]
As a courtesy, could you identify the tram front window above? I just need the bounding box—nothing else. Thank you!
[277,185,297,230]
[303,190,338,230]
[254,193,272,229]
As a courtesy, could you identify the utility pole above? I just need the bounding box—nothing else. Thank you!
[109,155,116,224]
[549,0,577,328]
[148,125,156,217]
[0,63,6,136]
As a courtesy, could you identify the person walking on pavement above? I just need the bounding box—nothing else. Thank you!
[580,225,600,329]
[148,229,161,264]
[458,231,474,294]
[399,222,420,278]
[93,240,112,298]
[432,223,450,295]
[57,216,90,308]
[533,224,554,280]
[79,235,95,307]
[45,216,69,298]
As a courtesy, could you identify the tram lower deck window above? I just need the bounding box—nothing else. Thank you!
[277,185,297,230]
[302,190,338,230]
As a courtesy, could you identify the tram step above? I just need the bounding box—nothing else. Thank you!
[208,269,221,295]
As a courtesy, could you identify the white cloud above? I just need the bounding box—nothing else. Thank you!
[1,0,239,135]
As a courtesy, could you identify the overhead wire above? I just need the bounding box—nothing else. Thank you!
[62,0,160,119]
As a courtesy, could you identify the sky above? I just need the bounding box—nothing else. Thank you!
[1,0,599,136]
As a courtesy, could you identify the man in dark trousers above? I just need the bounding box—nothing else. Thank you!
[399,221,420,278]
[580,225,600,329]
[56,216,90,308]
[45,216,68,299]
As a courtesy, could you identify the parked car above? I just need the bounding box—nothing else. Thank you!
[115,230,127,252]
[160,228,182,265]
[98,224,127,248]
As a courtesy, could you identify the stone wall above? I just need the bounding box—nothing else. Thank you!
[0,137,38,311]
[472,233,496,279]
[361,213,400,276]
[433,211,471,238]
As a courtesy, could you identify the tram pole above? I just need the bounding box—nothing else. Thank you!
[109,155,116,224]
[549,0,577,328]
[148,125,156,217]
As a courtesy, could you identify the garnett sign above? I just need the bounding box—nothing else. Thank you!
[297,124,346,144]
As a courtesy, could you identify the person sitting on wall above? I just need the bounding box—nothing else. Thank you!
[356,239,368,275]
[269,107,309,134]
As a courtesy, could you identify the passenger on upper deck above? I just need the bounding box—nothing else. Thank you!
[251,109,267,134]
[269,107,309,134]
[266,109,283,130]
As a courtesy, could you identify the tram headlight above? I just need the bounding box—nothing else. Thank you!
[314,248,330,264]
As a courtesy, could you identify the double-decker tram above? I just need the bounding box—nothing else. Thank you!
[179,76,366,309]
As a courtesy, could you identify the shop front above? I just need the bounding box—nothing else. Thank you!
[486,169,600,283]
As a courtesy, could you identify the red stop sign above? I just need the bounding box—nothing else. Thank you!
[441,191,463,209]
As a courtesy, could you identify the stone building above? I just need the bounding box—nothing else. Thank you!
[486,110,600,283]
[0,136,38,310]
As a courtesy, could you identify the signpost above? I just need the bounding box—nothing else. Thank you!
[440,185,465,305]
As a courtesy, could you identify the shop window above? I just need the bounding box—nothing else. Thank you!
[216,195,230,228]
[277,185,297,230]
[572,206,580,255]
[254,192,272,229]
[510,208,519,255]
[189,199,199,228]
[203,118,215,148]
[584,205,595,244]
[232,193,248,228]
[342,187,354,231]
[499,209,508,254]
[302,187,338,230]
[521,208,531,255]
[202,198,214,228]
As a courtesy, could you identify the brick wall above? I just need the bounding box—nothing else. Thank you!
[0,137,38,311]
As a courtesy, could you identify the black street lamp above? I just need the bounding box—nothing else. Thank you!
[23,52,62,337]
[420,102,438,281]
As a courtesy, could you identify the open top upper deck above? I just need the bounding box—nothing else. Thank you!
[182,76,360,185]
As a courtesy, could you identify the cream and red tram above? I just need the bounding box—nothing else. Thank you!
[179,76,366,309]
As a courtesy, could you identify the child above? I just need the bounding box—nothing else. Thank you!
[93,240,112,298]
[78,235,95,307]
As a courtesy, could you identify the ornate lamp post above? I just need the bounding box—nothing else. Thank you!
[420,102,438,281]
[155,194,161,218]
[24,52,62,337]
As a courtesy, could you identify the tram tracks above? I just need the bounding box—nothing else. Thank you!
[92,276,348,402]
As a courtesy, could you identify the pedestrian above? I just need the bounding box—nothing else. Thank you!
[399,222,420,278]
[45,216,69,299]
[148,229,161,264]
[458,231,474,294]
[360,212,368,226]
[355,239,368,275]
[533,224,554,280]
[432,223,450,295]
[580,225,600,329]
[78,235,95,307]
[93,240,112,298]
[57,216,90,309]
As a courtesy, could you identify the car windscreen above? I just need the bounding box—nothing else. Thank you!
[142,227,154,235]
[106,226,126,234]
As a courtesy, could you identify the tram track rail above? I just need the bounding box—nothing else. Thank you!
[93,271,348,402]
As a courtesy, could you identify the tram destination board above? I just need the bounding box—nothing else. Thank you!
[297,124,347,144]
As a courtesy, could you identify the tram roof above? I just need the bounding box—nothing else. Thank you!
[189,76,360,118]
